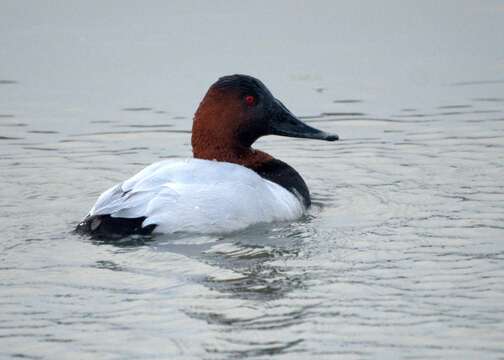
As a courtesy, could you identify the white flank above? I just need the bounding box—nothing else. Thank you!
[89,159,304,234]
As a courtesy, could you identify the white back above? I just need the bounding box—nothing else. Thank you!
[89,159,304,234]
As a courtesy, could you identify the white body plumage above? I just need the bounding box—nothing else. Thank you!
[88,159,304,234]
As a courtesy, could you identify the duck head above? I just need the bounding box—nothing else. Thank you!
[192,74,338,164]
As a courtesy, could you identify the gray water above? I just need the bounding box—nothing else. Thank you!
[1,1,504,359]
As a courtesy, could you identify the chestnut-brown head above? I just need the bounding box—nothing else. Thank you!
[192,74,338,165]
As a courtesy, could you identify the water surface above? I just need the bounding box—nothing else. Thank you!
[1,1,504,359]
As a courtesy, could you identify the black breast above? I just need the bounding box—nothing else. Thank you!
[252,159,310,207]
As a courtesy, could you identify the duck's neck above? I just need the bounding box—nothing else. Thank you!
[192,141,273,170]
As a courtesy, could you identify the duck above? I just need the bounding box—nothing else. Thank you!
[76,74,338,236]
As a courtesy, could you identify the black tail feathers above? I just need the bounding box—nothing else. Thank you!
[75,215,156,237]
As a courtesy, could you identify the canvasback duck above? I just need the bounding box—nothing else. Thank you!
[77,74,338,236]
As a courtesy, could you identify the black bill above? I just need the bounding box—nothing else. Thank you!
[269,99,339,141]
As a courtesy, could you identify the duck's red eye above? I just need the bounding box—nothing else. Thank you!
[245,95,255,106]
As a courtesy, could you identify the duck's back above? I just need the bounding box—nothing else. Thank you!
[77,159,304,235]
